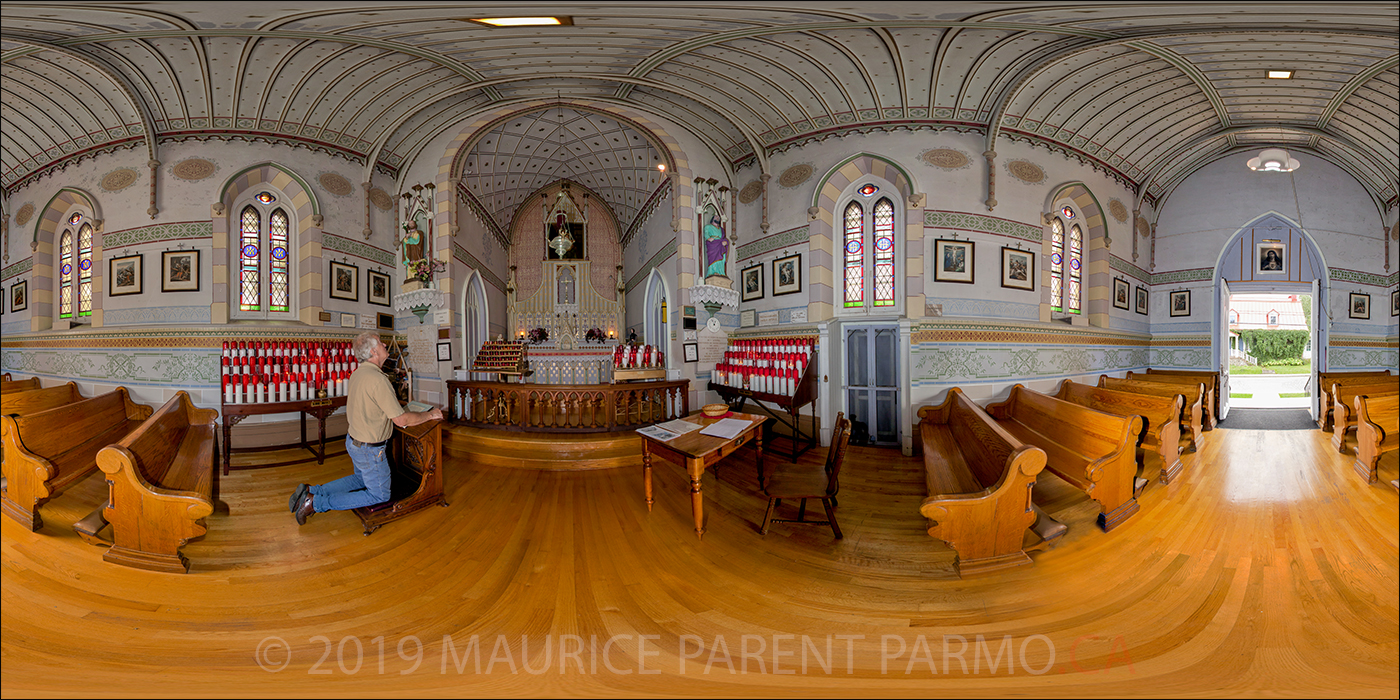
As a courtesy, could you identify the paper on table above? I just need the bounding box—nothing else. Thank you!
[657,418,703,436]
[698,417,751,440]
[636,425,679,441]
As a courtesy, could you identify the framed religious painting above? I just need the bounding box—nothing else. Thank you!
[934,239,974,284]
[1135,286,1149,315]
[1000,247,1034,291]
[377,312,394,330]
[161,249,200,292]
[1112,278,1131,310]
[772,253,801,296]
[1392,289,1398,317]
[1348,292,1370,320]
[367,269,391,307]
[1256,241,1285,275]
[329,260,359,302]
[109,253,143,297]
[11,280,28,312]
[741,264,764,302]
[1169,289,1191,317]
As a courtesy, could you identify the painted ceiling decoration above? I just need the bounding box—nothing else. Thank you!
[1,3,1396,215]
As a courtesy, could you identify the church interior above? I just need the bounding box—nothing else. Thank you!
[1,2,1396,696]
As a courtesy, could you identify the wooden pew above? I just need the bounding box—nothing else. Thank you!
[1331,383,1400,454]
[1129,371,1217,430]
[1,381,85,416]
[1317,370,1394,432]
[1352,393,1398,485]
[89,391,217,574]
[1,377,41,393]
[1056,380,1184,485]
[1098,375,1204,453]
[986,385,1140,531]
[917,389,1048,577]
[1143,369,1219,429]
[0,388,153,531]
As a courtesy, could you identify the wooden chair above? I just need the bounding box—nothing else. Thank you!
[760,413,851,539]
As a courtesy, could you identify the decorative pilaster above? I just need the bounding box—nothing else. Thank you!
[147,160,161,219]
[362,181,373,240]
[983,151,997,211]
[760,172,771,234]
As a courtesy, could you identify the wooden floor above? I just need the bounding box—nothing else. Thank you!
[3,425,1396,697]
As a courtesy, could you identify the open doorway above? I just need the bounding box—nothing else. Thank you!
[1226,291,1313,411]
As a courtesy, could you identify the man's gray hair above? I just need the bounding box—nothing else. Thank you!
[353,331,381,362]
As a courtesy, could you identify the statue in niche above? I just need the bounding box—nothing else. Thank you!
[400,216,426,266]
[556,266,576,306]
[701,203,727,277]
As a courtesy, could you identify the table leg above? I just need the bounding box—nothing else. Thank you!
[642,440,654,512]
[300,411,308,452]
[222,419,232,476]
[755,427,766,490]
[317,411,327,464]
[688,458,704,540]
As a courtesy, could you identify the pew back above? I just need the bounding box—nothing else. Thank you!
[1332,383,1400,453]
[1,382,84,417]
[1058,379,1184,483]
[1098,375,1204,448]
[1353,393,1399,484]
[1318,371,1395,431]
[1,377,41,393]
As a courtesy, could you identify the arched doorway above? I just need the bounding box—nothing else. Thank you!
[460,270,489,380]
[643,268,671,367]
[1212,212,1328,422]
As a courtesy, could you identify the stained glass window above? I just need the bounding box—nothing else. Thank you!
[68,213,83,225]
[1061,206,1075,219]
[256,191,276,204]
[78,223,93,316]
[59,230,73,318]
[269,209,289,312]
[873,198,895,307]
[1068,224,1082,313]
[240,206,261,311]
[1050,219,1064,312]
[859,184,878,197]
[843,201,864,307]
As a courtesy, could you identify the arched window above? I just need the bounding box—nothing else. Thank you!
[58,215,94,321]
[838,183,901,315]
[233,192,295,320]
[1049,207,1083,314]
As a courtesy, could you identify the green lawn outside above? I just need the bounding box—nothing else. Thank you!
[1229,393,1253,399]
[1278,392,1309,398]
[1229,364,1312,375]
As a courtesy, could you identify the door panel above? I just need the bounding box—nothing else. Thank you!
[1220,278,1231,420]
[845,325,899,446]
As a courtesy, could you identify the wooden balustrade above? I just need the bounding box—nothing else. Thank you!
[446,379,690,433]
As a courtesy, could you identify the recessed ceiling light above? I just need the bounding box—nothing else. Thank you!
[1267,70,1294,79]
[467,17,573,27]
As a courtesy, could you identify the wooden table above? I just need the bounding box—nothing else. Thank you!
[640,411,765,539]
[220,396,348,475]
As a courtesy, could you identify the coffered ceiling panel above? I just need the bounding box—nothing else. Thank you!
[2,2,1396,213]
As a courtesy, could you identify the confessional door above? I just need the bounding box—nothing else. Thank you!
[844,324,899,446]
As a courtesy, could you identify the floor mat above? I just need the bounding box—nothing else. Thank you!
[1219,408,1317,430]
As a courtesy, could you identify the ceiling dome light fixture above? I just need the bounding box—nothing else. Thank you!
[1247,148,1300,173]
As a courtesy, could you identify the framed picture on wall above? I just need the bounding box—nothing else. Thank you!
[1000,247,1034,290]
[109,253,143,297]
[1169,289,1191,317]
[377,312,394,330]
[1112,278,1131,310]
[160,249,200,292]
[682,342,699,363]
[367,269,391,307]
[1135,286,1148,315]
[1349,292,1370,319]
[10,280,26,312]
[1256,241,1285,275]
[340,312,357,328]
[741,264,764,301]
[1,286,4,315]
[934,239,975,284]
[772,253,801,296]
[1392,289,1398,317]
[329,260,359,301]
[436,341,452,362]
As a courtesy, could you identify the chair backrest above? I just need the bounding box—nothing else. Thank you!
[823,412,853,497]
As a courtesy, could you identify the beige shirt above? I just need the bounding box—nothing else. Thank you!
[347,363,404,443]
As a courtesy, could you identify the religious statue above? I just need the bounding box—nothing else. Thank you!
[702,205,727,277]
[400,218,425,265]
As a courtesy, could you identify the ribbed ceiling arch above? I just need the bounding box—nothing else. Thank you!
[0,2,1394,210]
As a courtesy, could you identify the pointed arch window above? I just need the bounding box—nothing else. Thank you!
[1049,214,1083,314]
[58,222,94,319]
[839,187,902,314]
[234,192,296,319]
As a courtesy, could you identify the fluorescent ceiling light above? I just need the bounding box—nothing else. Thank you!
[468,17,571,27]
[1267,70,1294,79]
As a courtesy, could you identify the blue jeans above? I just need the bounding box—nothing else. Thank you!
[311,435,392,512]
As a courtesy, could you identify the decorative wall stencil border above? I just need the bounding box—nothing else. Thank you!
[324,232,395,267]
[1328,337,1397,348]
[102,306,212,326]
[626,238,678,294]
[1329,267,1394,287]
[451,242,505,293]
[1329,322,1389,335]
[737,224,809,261]
[102,221,213,249]
[910,345,1148,384]
[730,324,819,339]
[1,326,366,349]
[2,257,33,281]
[910,323,1149,347]
[1,348,221,386]
[1151,268,1213,285]
[1145,348,1212,369]
[1326,348,1399,369]
[925,297,1040,321]
[1110,255,1151,283]
[924,211,1041,242]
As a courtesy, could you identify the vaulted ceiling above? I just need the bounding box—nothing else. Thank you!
[2,2,1397,216]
